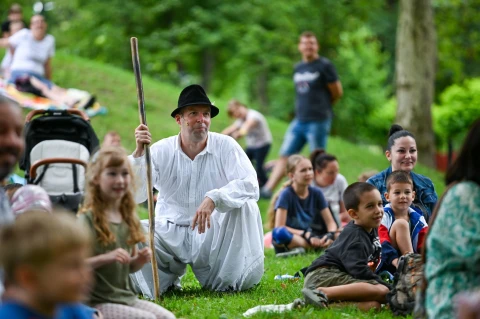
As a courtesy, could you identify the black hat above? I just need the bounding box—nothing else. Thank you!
[171,84,220,118]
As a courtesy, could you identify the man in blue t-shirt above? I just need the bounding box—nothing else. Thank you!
[261,31,343,198]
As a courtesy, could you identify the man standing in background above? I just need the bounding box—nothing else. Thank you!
[261,31,343,198]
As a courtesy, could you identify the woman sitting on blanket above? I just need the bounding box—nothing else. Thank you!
[266,154,338,257]
[0,15,92,108]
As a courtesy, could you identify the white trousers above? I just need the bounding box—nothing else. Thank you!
[131,200,264,297]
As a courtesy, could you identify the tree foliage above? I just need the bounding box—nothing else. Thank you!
[2,0,479,148]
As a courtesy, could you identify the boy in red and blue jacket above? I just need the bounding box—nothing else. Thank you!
[377,170,428,274]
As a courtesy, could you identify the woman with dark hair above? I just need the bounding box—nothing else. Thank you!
[367,124,437,220]
[423,118,480,319]
[310,149,349,226]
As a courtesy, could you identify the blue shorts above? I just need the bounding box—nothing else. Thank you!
[9,70,54,89]
[279,118,332,156]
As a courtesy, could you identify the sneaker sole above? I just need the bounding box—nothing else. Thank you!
[275,248,306,258]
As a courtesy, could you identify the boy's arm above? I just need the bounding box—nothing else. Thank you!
[341,241,391,287]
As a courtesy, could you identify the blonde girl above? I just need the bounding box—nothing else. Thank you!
[267,154,338,257]
[79,147,175,319]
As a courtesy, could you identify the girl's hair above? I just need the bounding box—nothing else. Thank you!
[79,147,145,246]
[227,99,245,118]
[309,148,337,172]
[445,118,480,186]
[266,154,307,229]
[386,124,416,151]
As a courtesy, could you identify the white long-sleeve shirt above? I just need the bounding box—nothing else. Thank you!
[130,132,259,225]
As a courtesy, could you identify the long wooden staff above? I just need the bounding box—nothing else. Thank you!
[130,37,161,301]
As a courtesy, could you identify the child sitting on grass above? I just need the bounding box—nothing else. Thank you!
[266,154,338,257]
[79,147,175,319]
[301,182,390,311]
[377,170,428,274]
[0,210,94,319]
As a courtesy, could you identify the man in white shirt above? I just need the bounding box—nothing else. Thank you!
[130,85,264,297]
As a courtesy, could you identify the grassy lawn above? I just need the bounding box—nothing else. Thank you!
[160,249,409,319]
[44,52,440,318]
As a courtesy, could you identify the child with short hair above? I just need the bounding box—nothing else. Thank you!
[302,182,390,311]
[0,210,94,318]
[377,170,428,273]
[267,154,338,257]
[78,147,175,319]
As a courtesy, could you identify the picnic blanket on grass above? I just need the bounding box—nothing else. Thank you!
[0,81,107,118]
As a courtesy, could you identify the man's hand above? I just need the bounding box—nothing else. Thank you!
[192,197,215,234]
[133,124,152,158]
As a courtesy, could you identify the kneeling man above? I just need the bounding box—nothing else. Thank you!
[130,84,264,297]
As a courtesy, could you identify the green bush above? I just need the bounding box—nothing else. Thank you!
[433,78,480,147]
[333,26,391,144]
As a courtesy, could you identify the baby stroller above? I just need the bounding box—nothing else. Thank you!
[19,109,99,212]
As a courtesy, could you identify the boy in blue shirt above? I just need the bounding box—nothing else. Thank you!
[0,211,95,319]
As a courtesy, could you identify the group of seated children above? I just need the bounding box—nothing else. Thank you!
[0,147,175,319]
[267,151,428,310]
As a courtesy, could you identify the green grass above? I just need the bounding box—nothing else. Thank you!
[48,51,439,318]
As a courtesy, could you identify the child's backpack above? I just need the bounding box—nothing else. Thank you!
[386,253,424,316]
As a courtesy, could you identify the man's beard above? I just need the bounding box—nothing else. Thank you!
[0,147,21,180]
[0,163,13,181]
[191,126,208,141]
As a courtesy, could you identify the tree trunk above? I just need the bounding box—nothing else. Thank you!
[256,70,269,113]
[395,0,437,168]
[201,49,215,92]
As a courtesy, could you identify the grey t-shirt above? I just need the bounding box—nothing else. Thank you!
[293,57,339,121]
[314,173,348,225]
[235,109,272,148]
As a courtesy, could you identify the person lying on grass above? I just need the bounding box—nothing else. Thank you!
[301,182,390,311]
[377,170,428,275]
[267,154,338,257]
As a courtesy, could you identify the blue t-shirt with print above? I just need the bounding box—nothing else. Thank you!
[0,302,94,319]
[293,57,339,121]
[274,185,328,230]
